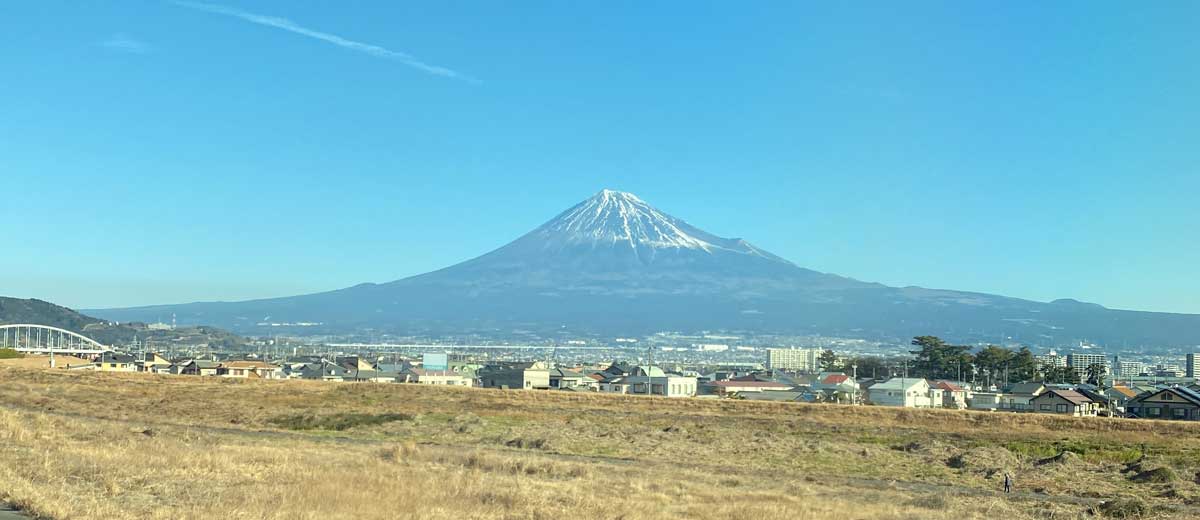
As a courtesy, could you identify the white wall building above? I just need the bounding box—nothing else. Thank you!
[767,348,820,371]
[601,374,697,398]
[402,368,471,386]
[868,378,933,408]
[1067,352,1109,371]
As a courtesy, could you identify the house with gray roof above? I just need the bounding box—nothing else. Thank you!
[867,378,933,408]
[999,382,1046,411]
[548,368,596,390]
[1029,389,1099,417]
[1127,386,1200,420]
[478,362,551,390]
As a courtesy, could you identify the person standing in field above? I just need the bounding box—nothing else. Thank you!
[1003,472,1013,494]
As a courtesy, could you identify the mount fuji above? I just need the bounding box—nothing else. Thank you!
[92,189,1200,347]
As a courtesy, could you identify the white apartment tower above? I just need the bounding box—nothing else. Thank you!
[767,348,820,372]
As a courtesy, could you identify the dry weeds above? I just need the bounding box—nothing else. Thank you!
[0,366,1197,519]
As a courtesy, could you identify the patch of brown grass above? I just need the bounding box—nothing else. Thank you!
[0,367,1197,519]
[0,407,1067,520]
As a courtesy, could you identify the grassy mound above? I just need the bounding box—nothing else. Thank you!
[948,446,1019,474]
[268,412,414,431]
[1130,466,1179,484]
[1097,497,1148,518]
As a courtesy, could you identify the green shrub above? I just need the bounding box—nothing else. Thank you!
[1130,466,1178,484]
[1098,497,1148,518]
[1006,440,1141,465]
[267,412,414,431]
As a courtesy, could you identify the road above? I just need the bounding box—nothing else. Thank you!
[0,504,26,519]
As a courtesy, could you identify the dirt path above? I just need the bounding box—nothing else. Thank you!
[0,504,27,519]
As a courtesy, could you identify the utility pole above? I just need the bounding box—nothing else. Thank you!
[646,344,655,397]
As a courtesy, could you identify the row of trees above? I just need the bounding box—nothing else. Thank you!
[813,336,1108,387]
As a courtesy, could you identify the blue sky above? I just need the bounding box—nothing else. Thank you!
[2,1,1197,313]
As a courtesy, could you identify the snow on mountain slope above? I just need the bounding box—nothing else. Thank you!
[536,189,764,256]
[398,189,864,294]
[490,189,794,265]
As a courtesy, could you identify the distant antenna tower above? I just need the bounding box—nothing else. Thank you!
[172,313,177,330]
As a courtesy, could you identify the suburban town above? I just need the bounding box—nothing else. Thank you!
[7,335,1199,422]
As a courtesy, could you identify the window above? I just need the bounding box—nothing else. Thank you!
[1173,408,1186,419]
[1163,393,1173,400]
[1148,407,1162,417]
[1040,404,1051,411]
[1056,404,1068,413]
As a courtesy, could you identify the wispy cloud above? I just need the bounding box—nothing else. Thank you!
[171,1,475,82]
[100,33,151,54]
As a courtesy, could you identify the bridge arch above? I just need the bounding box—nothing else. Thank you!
[0,324,111,354]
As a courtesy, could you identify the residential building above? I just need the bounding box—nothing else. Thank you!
[1075,387,1114,415]
[867,378,932,408]
[740,390,813,403]
[135,353,173,373]
[600,362,637,378]
[1187,353,1200,380]
[1067,353,1109,371]
[703,379,792,396]
[766,348,819,372]
[478,362,551,390]
[1127,387,1200,420]
[967,392,1003,411]
[1154,364,1184,378]
[1000,382,1046,411]
[1114,359,1146,379]
[178,360,221,376]
[95,352,137,372]
[218,360,280,379]
[297,360,353,381]
[1029,389,1099,417]
[600,371,698,397]
[341,368,401,383]
[548,368,596,390]
[1104,385,1140,412]
[446,360,482,381]
[1036,350,1067,369]
[813,373,861,403]
[932,381,968,409]
[336,356,377,372]
[401,368,471,386]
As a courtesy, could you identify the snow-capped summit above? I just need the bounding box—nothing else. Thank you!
[525,189,788,264]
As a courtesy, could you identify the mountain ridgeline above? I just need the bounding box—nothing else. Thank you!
[0,296,246,349]
[90,190,1200,347]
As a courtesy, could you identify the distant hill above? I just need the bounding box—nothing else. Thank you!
[0,297,104,332]
[90,189,1200,348]
[0,296,247,349]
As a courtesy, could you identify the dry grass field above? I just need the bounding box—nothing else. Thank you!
[1,364,1199,519]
